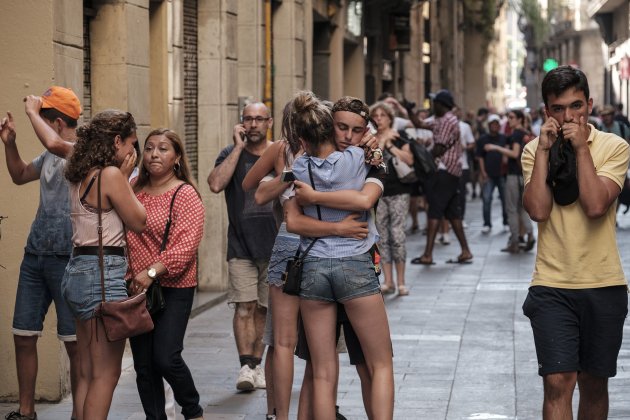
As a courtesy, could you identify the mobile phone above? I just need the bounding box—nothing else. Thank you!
[281,170,296,182]
[367,121,378,135]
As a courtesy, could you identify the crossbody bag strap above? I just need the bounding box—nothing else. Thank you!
[159,183,187,254]
[298,161,322,260]
[96,170,106,303]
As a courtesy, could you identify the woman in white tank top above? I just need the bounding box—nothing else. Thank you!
[61,110,146,420]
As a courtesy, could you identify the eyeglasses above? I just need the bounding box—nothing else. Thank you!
[242,116,271,124]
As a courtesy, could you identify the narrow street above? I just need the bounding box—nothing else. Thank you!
[10,197,630,419]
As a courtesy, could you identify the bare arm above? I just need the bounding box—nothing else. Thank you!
[294,181,382,211]
[100,166,147,232]
[1,112,39,184]
[387,142,414,165]
[208,125,246,193]
[284,198,368,239]
[523,117,558,222]
[565,116,622,218]
[486,142,521,159]
[24,96,74,158]
[242,140,285,191]
[255,175,291,206]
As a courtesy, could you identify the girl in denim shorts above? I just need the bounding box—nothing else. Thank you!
[62,110,147,420]
[285,91,394,420]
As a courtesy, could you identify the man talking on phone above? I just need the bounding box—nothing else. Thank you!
[208,102,276,392]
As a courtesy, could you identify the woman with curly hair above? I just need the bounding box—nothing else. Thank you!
[61,110,146,420]
[126,128,205,420]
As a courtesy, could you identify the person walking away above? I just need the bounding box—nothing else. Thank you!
[127,129,205,420]
[207,102,277,392]
[1,86,82,420]
[599,105,629,141]
[61,110,146,420]
[522,65,630,419]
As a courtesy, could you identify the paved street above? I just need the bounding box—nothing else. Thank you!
[6,196,630,419]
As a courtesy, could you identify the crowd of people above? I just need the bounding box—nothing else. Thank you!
[2,64,630,420]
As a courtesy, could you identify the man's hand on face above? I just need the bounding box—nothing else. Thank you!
[539,112,561,151]
[562,115,590,151]
[233,124,246,148]
[24,95,43,117]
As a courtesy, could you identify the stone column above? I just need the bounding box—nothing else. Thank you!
[196,0,239,291]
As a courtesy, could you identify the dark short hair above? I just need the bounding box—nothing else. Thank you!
[541,65,590,106]
[40,108,78,128]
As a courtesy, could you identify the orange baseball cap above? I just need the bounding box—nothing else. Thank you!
[40,86,82,120]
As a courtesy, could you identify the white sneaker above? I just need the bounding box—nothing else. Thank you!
[236,365,255,391]
[481,226,491,234]
[254,365,266,389]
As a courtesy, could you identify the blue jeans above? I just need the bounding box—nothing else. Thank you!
[130,287,202,420]
[482,176,507,227]
[13,252,76,340]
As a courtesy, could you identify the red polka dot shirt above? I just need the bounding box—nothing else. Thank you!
[127,183,205,288]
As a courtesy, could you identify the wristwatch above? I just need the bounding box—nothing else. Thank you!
[147,267,157,279]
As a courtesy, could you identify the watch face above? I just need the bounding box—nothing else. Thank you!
[148,268,157,278]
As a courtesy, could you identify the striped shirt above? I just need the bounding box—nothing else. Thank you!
[292,146,378,258]
[427,111,462,176]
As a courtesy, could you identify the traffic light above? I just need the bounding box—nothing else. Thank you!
[543,58,559,73]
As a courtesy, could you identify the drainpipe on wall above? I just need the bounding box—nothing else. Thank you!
[264,0,273,139]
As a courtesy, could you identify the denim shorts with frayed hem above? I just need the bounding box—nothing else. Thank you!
[299,252,380,303]
[61,254,129,321]
[13,252,76,340]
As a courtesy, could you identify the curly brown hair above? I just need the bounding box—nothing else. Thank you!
[65,110,137,183]
[133,128,200,198]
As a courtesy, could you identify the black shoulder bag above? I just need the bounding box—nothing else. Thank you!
[282,161,322,296]
[144,183,187,315]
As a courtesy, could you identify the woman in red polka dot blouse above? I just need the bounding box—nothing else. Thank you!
[126,128,205,420]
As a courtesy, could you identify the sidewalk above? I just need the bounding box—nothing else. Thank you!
[6,196,630,419]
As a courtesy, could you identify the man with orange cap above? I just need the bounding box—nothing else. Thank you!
[0,86,81,420]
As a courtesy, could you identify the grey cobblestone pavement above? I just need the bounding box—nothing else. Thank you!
[5,197,630,419]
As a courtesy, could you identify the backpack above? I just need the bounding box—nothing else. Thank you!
[400,136,437,182]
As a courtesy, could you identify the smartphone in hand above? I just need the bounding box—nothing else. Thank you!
[281,170,296,182]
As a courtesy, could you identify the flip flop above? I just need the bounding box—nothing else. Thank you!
[380,284,395,294]
[410,256,435,265]
[398,285,409,296]
[445,257,473,264]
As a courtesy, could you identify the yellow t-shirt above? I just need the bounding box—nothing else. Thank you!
[522,125,630,289]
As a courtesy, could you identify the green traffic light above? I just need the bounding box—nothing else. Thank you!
[543,58,559,72]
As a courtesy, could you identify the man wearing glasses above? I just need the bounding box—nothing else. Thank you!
[208,103,276,392]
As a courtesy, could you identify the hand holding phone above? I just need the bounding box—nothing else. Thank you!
[281,170,296,183]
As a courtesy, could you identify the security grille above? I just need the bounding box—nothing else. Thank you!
[83,2,95,122]
[183,0,198,178]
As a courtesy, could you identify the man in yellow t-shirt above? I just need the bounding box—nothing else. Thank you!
[522,65,630,419]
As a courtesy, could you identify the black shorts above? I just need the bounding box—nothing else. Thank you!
[425,170,462,220]
[522,285,628,377]
[410,180,424,197]
[295,304,365,365]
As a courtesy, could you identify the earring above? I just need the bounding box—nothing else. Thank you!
[174,162,181,173]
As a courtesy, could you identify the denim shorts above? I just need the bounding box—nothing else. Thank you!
[267,225,300,288]
[61,254,129,321]
[13,252,76,340]
[299,252,380,302]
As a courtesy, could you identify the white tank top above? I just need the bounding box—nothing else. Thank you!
[69,178,126,248]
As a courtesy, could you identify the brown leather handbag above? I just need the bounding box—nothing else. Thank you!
[94,170,154,342]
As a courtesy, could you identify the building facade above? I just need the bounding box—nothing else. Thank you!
[0,0,505,401]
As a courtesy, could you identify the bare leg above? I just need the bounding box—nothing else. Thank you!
[577,373,608,420]
[355,363,373,419]
[13,335,38,417]
[420,218,440,261]
[270,286,300,420]
[233,301,259,356]
[542,372,576,420]
[409,197,419,231]
[63,340,81,419]
[74,321,91,420]
[300,300,338,420]
[381,262,394,289]
[394,261,405,289]
[82,318,125,420]
[254,304,267,358]
[265,346,275,416]
[449,218,473,260]
[343,295,394,420]
[297,362,314,420]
